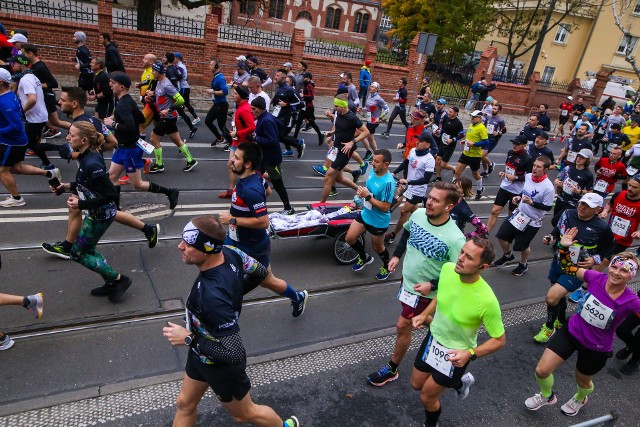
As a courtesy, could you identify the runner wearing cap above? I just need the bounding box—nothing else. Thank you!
[601,122,630,159]
[358,82,388,159]
[525,228,640,416]
[358,59,372,107]
[146,61,197,173]
[533,193,615,343]
[493,156,555,276]
[452,110,489,200]
[231,60,250,88]
[528,132,555,163]
[552,96,574,142]
[72,31,93,91]
[282,62,295,79]
[246,57,272,88]
[552,148,594,226]
[432,106,464,182]
[480,103,506,177]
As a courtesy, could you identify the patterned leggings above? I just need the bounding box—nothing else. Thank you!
[71,215,119,282]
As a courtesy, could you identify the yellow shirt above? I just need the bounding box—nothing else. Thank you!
[622,125,640,151]
[140,67,154,96]
[464,122,488,158]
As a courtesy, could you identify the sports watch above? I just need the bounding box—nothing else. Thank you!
[184,333,195,346]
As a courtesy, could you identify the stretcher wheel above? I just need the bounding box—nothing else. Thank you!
[333,230,364,265]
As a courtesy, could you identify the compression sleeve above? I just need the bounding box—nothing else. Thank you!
[393,229,410,258]
[408,170,433,186]
[393,159,409,175]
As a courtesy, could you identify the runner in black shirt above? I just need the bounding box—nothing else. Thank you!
[433,106,464,182]
[73,31,93,91]
[382,78,409,138]
[163,52,196,138]
[88,58,113,119]
[247,56,273,88]
[272,69,305,158]
[552,149,594,226]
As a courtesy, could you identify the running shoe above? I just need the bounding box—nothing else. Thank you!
[382,131,390,139]
[480,170,489,177]
[456,372,475,400]
[119,174,130,185]
[487,161,495,175]
[25,293,44,319]
[376,267,391,280]
[474,186,485,200]
[145,224,160,249]
[223,144,231,152]
[367,363,398,387]
[360,162,369,175]
[183,159,198,172]
[352,254,374,271]
[384,232,396,244]
[280,208,296,215]
[550,137,556,142]
[525,392,557,410]
[568,287,586,303]
[560,136,566,144]
[553,319,563,330]
[43,129,62,139]
[284,416,300,427]
[282,150,294,157]
[364,151,374,162]
[143,159,151,174]
[297,139,305,159]
[0,196,26,207]
[303,124,312,132]
[41,242,71,260]
[492,253,515,267]
[352,169,362,183]
[108,275,132,302]
[91,283,115,297]
[620,360,640,375]
[189,127,198,139]
[329,189,338,197]
[616,346,633,360]
[560,396,588,416]
[49,167,62,182]
[312,165,327,176]
[40,163,56,171]
[149,162,164,174]
[218,189,233,199]
[0,335,15,351]
[211,138,223,147]
[192,117,201,126]
[168,189,180,210]
[291,290,308,318]
[511,263,528,276]
[533,324,555,343]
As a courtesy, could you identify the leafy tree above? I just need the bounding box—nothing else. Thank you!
[381,0,494,60]
[611,0,640,81]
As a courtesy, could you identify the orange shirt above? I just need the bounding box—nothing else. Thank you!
[404,125,425,159]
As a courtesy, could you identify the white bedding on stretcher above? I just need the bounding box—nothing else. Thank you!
[269,207,353,231]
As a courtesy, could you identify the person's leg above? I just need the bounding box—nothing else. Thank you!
[543,283,570,330]
[487,204,504,232]
[177,107,195,132]
[173,374,209,427]
[320,168,339,202]
[385,107,399,134]
[335,171,358,191]
[345,220,367,260]
[520,246,532,264]
[371,233,389,273]
[71,216,120,282]
[271,177,292,211]
[391,315,415,366]
[293,110,305,139]
[221,392,283,426]
[150,131,164,167]
[183,89,198,119]
[533,348,566,398]
[419,376,447,427]
[216,103,232,144]
[393,201,417,236]
[498,238,512,257]
[0,294,24,306]
[0,167,19,196]
[108,162,126,186]
[452,163,466,181]
[10,162,49,177]
[399,106,409,128]
[205,104,222,141]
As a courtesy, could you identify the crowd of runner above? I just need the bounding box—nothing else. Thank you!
[1,25,640,427]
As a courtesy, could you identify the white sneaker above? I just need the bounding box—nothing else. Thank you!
[0,196,26,207]
[456,372,475,400]
[560,396,588,416]
[0,335,15,350]
[49,168,61,182]
[525,392,557,410]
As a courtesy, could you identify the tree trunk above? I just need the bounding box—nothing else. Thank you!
[137,0,155,32]
[507,56,515,80]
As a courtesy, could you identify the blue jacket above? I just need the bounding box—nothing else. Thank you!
[255,111,282,167]
[211,72,228,104]
[0,91,28,147]
[359,67,371,88]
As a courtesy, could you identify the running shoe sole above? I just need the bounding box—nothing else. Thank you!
[148,224,160,249]
[183,161,198,172]
[41,243,71,260]
[367,372,398,387]
[109,276,132,302]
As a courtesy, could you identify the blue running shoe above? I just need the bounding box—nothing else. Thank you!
[312,165,327,176]
[376,266,391,280]
[360,162,369,176]
[352,254,374,271]
[282,150,294,157]
[568,287,586,303]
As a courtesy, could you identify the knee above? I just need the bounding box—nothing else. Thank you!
[410,376,423,391]
[175,393,198,415]
[545,292,560,306]
[535,365,551,379]
[491,205,502,216]
[396,318,411,334]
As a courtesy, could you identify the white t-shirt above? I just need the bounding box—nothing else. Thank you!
[18,73,48,124]
[516,173,556,228]
[406,148,436,198]
[249,91,271,111]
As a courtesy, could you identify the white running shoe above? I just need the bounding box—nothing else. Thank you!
[560,396,588,416]
[0,335,15,350]
[456,372,475,400]
[525,392,557,410]
[0,196,26,207]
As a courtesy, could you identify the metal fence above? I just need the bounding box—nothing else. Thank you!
[218,24,291,50]
[538,78,573,94]
[112,8,205,38]
[304,39,363,61]
[423,55,476,99]
[376,49,408,67]
[0,0,97,24]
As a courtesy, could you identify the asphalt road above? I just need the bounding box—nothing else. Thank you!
[1,112,633,425]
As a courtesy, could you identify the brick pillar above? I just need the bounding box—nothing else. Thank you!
[526,71,540,107]
[203,14,219,62]
[473,46,498,84]
[569,78,581,98]
[97,0,113,35]
[405,33,421,97]
[592,67,613,103]
[363,40,377,63]
[291,28,305,62]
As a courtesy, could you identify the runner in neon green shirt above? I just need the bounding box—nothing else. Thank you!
[453,110,490,200]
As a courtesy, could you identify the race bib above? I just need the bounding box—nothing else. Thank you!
[397,286,419,308]
[137,138,155,155]
[463,142,470,153]
[505,165,515,176]
[572,115,579,121]
[566,150,577,163]
[597,127,606,135]
[366,111,374,123]
[593,179,608,193]
[486,123,495,134]
[610,215,631,237]
[627,166,638,176]
[563,177,579,195]
[561,109,568,116]
[229,224,239,241]
[272,105,281,117]
[424,336,454,378]
[579,294,615,329]
[327,147,337,162]
[607,143,618,153]
[441,133,451,144]
[508,209,531,231]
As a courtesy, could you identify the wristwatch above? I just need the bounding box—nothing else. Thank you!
[469,348,477,361]
[229,217,237,225]
[365,195,373,202]
[184,333,195,346]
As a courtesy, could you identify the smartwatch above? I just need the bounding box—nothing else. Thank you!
[469,348,477,361]
[230,217,237,225]
[365,195,372,202]
[184,333,195,346]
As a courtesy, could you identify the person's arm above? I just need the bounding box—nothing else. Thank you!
[261,77,273,88]
[112,103,137,133]
[556,227,587,282]
[235,108,256,140]
[393,159,409,175]
[22,93,36,113]
[392,228,410,258]
[76,173,119,210]
[407,170,434,186]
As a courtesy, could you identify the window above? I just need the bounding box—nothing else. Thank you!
[240,0,256,17]
[541,66,555,84]
[325,6,341,29]
[268,0,285,19]
[296,11,312,21]
[617,35,639,55]
[353,12,370,33]
[634,0,640,15]
[554,24,570,44]
[380,14,392,32]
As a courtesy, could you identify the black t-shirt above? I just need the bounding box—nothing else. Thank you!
[520,125,541,143]
[536,112,551,132]
[557,165,594,206]
[451,199,477,231]
[93,70,113,104]
[528,145,555,163]
[30,61,57,94]
[250,67,268,83]
[113,94,144,147]
[334,111,363,148]
[439,116,464,143]
[553,208,614,262]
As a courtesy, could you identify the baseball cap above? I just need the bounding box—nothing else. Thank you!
[247,56,259,64]
[370,81,380,89]
[417,132,434,144]
[411,110,425,119]
[11,54,30,66]
[152,61,166,74]
[0,68,11,83]
[486,96,494,103]
[8,33,27,44]
[567,96,573,101]
[510,135,529,145]
[234,85,249,99]
[579,193,604,208]
[173,52,183,60]
[283,62,292,67]
[437,98,446,105]
[577,148,593,159]
[469,110,483,118]
[302,72,312,79]
[109,72,131,88]
[538,131,549,140]
[236,60,245,68]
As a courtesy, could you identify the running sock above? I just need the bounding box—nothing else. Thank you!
[148,182,171,196]
[424,407,441,427]
[545,303,559,329]
[115,185,121,210]
[557,297,568,324]
[535,373,554,399]
[476,177,483,191]
[141,224,154,235]
[350,238,367,260]
[179,144,194,162]
[154,147,163,166]
[12,195,22,200]
[364,150,372,159]
[322,166,328,171]
[279,284,301,302]
[22,296,29,308]
[575,383,594,402]
[139,133,146,139]
[360,162,366,167]
[45,170,54,178]
[389,360,399,371]
[378,249,390,269]
[61,240,73,251]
